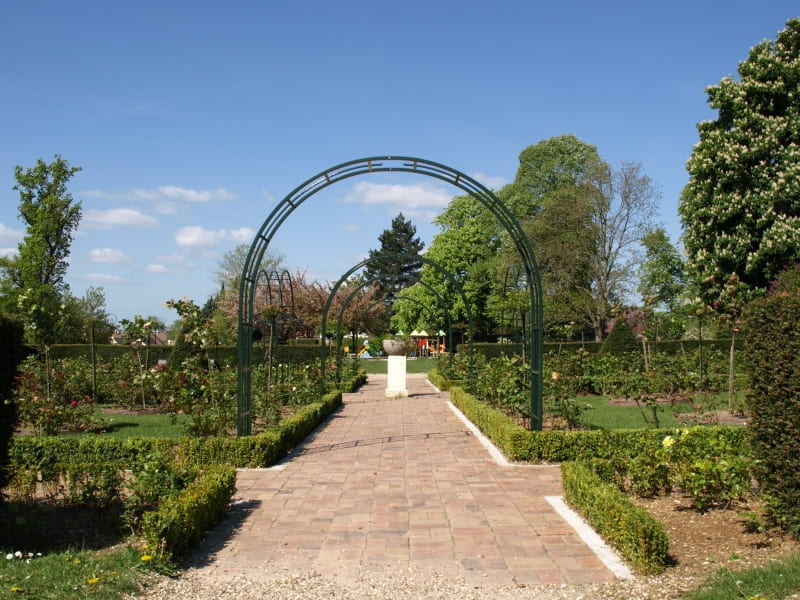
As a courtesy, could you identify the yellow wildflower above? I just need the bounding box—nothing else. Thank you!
[87,577,100,585]
[662,436,675,448]
[11,587,23,593]
[141,555,152,562]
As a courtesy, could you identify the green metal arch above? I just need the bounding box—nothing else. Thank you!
[326,253,472,384]
[238,156,543,435]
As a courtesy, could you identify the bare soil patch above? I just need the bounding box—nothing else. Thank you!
[635,492,799,581]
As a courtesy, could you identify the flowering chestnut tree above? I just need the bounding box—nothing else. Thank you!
[679,18,800,309]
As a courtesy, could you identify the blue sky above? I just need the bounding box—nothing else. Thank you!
[1,1,798,325]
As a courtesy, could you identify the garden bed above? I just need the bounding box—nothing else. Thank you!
[634,492,800,589]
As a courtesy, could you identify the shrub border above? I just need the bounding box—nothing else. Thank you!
[561,461,669,574]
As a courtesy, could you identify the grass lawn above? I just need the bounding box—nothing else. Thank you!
[356,356,438,374]
[686,551,800,600]
[60,411,191,440]
[0,545,158,600]
[576,390,748,430]
[577,396,684,430]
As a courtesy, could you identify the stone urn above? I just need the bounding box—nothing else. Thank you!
[382,339,407,356]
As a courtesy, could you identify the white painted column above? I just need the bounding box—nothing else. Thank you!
[385,354,408,398]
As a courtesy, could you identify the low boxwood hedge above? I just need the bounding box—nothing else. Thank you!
[8,389,345,475]
[142,464,237,561]
[448,385,747,463]
[562,461,669,574]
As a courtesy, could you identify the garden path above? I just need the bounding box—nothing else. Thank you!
[181,374,621,588]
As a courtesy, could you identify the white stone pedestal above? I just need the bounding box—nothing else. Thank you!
[385,354,408,398]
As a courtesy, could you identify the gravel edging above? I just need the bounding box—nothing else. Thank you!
[130,569,705,600]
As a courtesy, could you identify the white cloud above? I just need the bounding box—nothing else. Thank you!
[89,248,132,263]
[175,226,255,248]
[342,182,451,218]
[153,201,177,215]
[145,264,169,273]
[471,172,508,190]
[158,185,237,203]
[175,226,228,248]
[0,222,23,245]
[155,254,190,264]
[342,223,359,233]
[84,186,237,203]
[0,247,18,258]
[146,254,195,274]
[85,273,124,283]
[146,253,196,274]
[228,227,255,243]
[83,208,159,229]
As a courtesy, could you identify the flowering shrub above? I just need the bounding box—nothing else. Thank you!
[12,351,336,438]
[13,356,104,435]
[628,427,752,511]
[544,370,589,430]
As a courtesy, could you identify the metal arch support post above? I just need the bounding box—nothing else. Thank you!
[238,156,543,435]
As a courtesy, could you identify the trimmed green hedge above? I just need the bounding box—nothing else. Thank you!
[45,343,332,367]
[457,339,732,359]
[562,461,669,574]
[8,389,344,475]
[4,376,363,566]
[742,293,800,537]
[427,368,463,392]
[142,464,236,560]
[448,385,747,463]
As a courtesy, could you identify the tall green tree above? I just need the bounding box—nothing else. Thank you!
[638,228,687,340]
[679,18,800,310]
[13,156,82,293]
[5,155,82,345]
[512,181,596,335]
[58,286,116,344]
[420,195,500,338]
[503,137,660,341]
[638,228,686,312]
[363,213,424,303]
[498,136,604,337]
[508,133,604,220]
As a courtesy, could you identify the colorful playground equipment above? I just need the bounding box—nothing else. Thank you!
[358,340,380,358]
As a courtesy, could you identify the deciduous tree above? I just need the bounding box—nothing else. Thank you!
[679,18,800,309]
[5,155,82,345]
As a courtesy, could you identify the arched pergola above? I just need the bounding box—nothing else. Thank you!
[323,252,473,386]
[238,156,543,435]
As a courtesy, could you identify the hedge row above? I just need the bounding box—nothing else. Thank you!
[427,368,463,392]
[142,464,237,561]
[561,461,669,574]
[742,293,800,536]
[448,385,747,463]
[7,388,346,477]
[45,342,332,367]
[457,338,733,359]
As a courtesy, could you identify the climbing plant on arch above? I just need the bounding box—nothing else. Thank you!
[238,156,543,435]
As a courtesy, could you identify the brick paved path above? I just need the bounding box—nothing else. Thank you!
[189,374,618,588]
